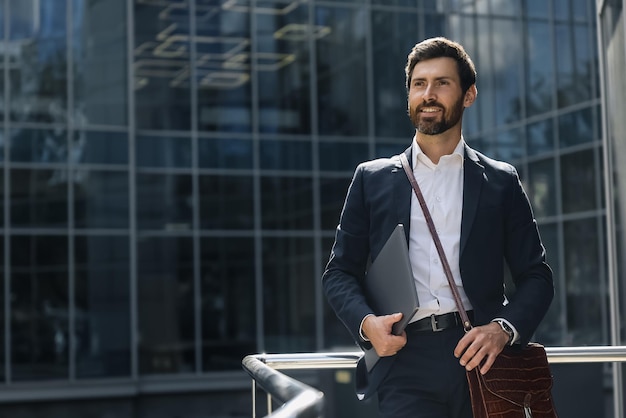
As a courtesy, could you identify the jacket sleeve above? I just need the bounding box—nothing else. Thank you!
[322,164,375,348]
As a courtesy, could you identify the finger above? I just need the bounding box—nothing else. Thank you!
[454,332,475,358]
[479,353,497,375]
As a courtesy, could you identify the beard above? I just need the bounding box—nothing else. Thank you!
[409,96,464,135]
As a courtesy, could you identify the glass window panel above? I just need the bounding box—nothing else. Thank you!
[0,170,4,228]
[0,239,4,380]
[198,137,253,169]
[423,11,446,38]
[318,141,368,172]
[136,173,193,230]
[573,23,594,103]
[371,10,418,138]
[134,0,191,130]
[199,175,254,230]
[11,235,69,381]
[553,0,570,21]
[527,158,557,218]
[573,0,590,21]
[260,139,311,171]
[256,2,311,134]
[492,19,523,126]
[9,1,67,123]
[496,127,523,161]
[196,5,251,132]
[371,0,417,6]
[10,168,68,228]
[564,218,605,345]
[261,176,313,230]
[525,21,554,116]
[75,235,130,378]
[263,237,315,352]
[527,119,554,156]
[524,0,550,19]
[136,136,192,168]
[315,6,367,136]
[74,170,129,229]
[532,223,562,345]
[490,0,520,16]
[560,149,597,214]
[475,17,496,132]
[73,0,127,126]
[72,131,128,165]
[558,107,593,148]
[375,142,409,159]
[10,128,67,164]
[320,176,351,231]
[201,237,255,371]
[555,23,575,108]
[137,237,195,374]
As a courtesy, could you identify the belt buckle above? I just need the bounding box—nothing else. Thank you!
[430,314,444,332]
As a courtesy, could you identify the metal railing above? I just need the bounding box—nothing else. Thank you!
[242,346,626,418]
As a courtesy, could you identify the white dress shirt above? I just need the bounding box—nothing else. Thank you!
[408,137,473,322]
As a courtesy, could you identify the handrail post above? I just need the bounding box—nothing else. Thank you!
[251,379,256,418]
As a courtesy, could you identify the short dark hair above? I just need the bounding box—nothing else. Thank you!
[405,37,477,94]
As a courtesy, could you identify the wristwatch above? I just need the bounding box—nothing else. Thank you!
[494,319,514,345]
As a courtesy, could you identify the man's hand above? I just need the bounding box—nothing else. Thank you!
[362,313,407,357]
[453,322,509,375]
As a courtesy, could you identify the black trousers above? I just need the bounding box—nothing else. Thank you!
[376,326,473,418]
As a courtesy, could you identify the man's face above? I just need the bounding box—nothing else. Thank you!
[407,57,473,135]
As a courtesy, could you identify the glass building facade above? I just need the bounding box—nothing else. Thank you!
[0,0,620,416]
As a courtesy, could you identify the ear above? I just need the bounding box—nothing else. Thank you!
[463,84,477,108]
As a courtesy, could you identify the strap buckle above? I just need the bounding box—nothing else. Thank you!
[430,314,444,332]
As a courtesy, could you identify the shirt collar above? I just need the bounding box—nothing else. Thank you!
[411,136,466,169]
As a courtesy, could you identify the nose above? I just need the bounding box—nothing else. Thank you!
[422,84,436,102]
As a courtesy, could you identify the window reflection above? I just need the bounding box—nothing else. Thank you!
[261,176,313,230]
[74,170,130,229]
[136,135,192,168]
[525,21,554,116]
[134,0,191,130]
[527,118,554,156]
[196,5,252,132]
[527,158,557,218]
[201,237,256,371]
[199,175,254,230]
[560,149,597,214]
[492,19,522,126]
[72,131,128,166]
[558,107,593,148]
[10,168,68,228]
[75,235,130,378]
[73,0,127,126]
[371,10,419,138]
[564,218,605,345]
[11,235,69,381]
[198,137,253,169]
[136,173,193,230]
[263,237,315,352]
[318,141,368,172]
[316,6,367,136]
[10,128,67,163]
[0,239,4,381]
[260,139,312,171]
[319,176,352,231]
[137,237,195,374]
[256,3,311,134]
[9,0,68,123]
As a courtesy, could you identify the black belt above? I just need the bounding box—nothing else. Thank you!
[406,311,474,333]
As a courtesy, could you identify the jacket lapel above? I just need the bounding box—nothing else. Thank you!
[460,145,485,256]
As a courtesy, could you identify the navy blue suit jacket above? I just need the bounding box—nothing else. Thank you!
[322,144,554,399]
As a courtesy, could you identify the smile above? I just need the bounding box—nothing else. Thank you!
[420,107,442,113]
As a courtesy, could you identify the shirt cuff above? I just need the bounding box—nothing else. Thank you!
[359,314,375,342]
[492,318,520,345]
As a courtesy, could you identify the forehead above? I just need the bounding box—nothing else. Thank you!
[411,57,460,80]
